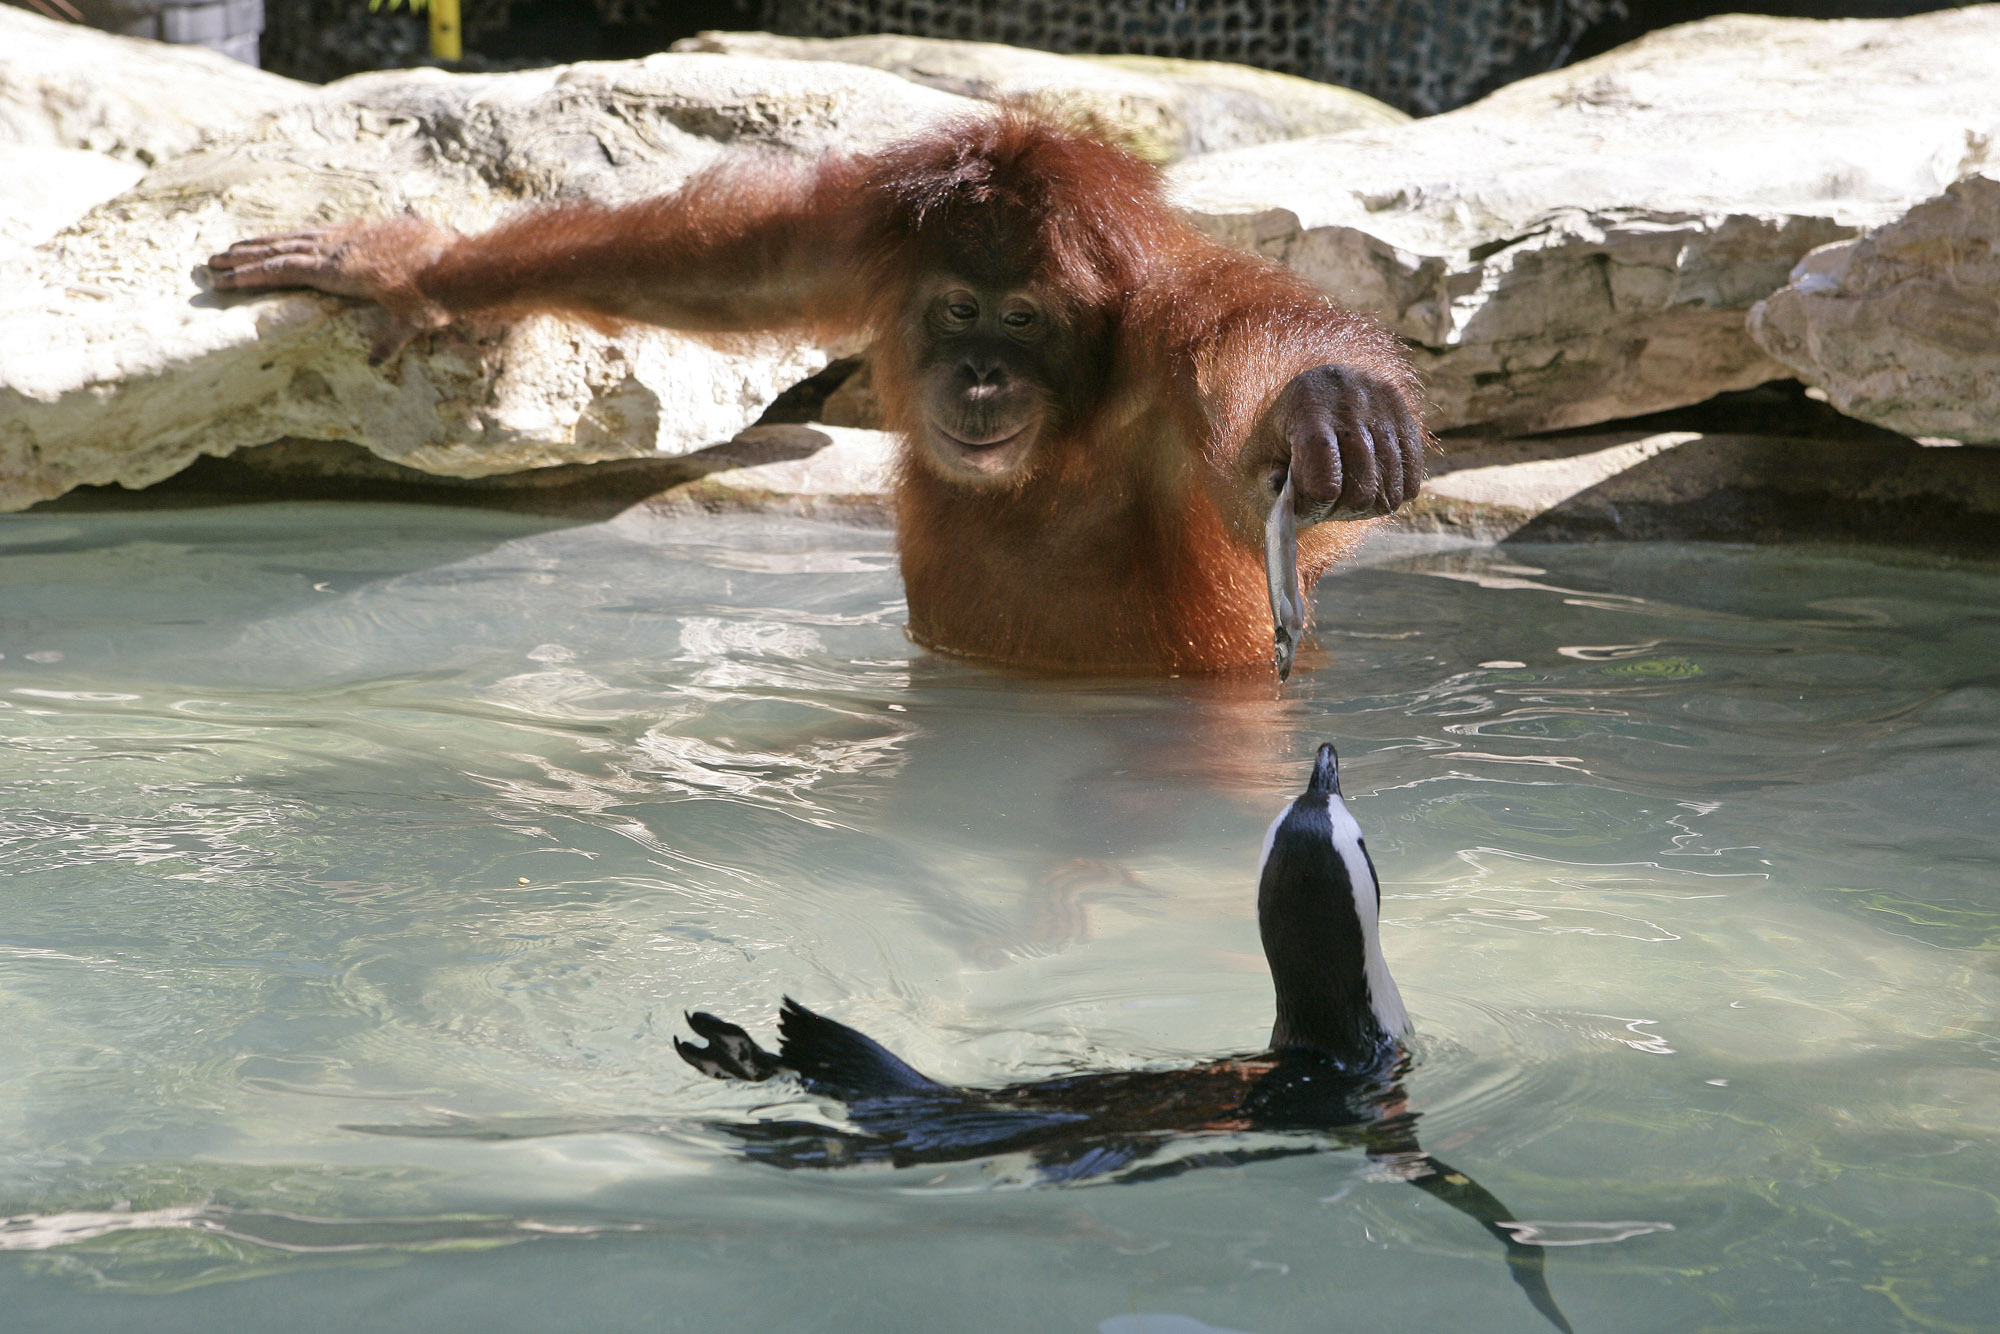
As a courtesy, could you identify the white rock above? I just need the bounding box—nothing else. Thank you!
[1748,173,2000,446]
[1425,431,1703,513]
[1412,430,2000,542]
[0,145,143,267]
[692,424,896,499]
[1170,9,2000,434]
[672,31,1407,164]
[0,4,308,164]
[660,424,897,521]
[0,54,974,512]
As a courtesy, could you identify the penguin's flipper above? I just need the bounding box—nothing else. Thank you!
[676,1011,786,1082]
[775,996,949,1099]
[1401,1154,1574,1334]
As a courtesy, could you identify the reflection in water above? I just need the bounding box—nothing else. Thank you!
[0,509,1996,1330]
[1497,1219,1675,1247]
[0,1204,643,1254]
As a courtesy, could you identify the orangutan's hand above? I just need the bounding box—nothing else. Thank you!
[1266,363,1426,522]
[206,214,457,364]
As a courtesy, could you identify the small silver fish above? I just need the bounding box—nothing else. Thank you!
[1264,469,1304,681]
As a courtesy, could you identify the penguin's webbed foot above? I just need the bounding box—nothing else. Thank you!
[676,1011,785,1082]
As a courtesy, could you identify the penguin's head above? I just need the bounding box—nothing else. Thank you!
[1305,742,1341,798]
[1256,743,1409,1065]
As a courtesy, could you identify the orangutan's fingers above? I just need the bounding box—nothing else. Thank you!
[206,235,338,282]
[1277,363,1430,521]
[222,229,334,251]
[1335,414,1385,517]
[1395,404,1427,509]
[207,234,331,267]
[210,257,323,291]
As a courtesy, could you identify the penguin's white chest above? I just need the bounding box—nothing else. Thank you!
[1323,794,1408,1038]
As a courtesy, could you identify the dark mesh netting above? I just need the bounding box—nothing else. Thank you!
[259,0,710,83]
[758,0,1627,115]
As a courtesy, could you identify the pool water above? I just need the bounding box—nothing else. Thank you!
[0,504,1994,1332]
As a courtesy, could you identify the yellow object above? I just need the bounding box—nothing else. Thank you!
[367,0,458,62]
[428,0,461,61]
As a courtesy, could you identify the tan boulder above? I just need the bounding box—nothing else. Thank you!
[1171,9,2000,434]
[0,144,143,267]
[671,30,1406,164]
[0,52,972,512]
[0,4,306,164]
[1748,174,2000,446]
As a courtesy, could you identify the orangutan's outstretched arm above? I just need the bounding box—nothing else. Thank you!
[207,155,872,363]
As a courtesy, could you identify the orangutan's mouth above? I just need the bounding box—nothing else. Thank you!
[932,424,1033,478]
[941,426,1026,451]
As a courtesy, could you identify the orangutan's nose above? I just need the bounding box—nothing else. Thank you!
[961,356,1008,391]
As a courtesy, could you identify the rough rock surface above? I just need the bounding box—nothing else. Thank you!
[1171,9,2000,434]
[0,5,308,164]
[0,53,972,512]
[671,31,1407,164]
[0,145,143,267]
[1748,174,2000,447]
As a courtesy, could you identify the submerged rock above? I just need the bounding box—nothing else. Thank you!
[658,423,896,521]
[671,31,1408,164]
[1748,174,2000,447]
[114,424,902,524]
[0,52,970,512]
[1412,429,2000,548]
[1170,9,2000,434]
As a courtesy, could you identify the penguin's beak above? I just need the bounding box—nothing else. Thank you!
[1306,743,1341,797]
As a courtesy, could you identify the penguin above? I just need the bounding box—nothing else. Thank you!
[678,744,1572,1333]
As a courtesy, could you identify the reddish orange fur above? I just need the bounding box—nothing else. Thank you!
[272,113,1425,675]
[847,118,1416,672]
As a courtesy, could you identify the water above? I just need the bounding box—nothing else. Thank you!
[0,504,1995,1332]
